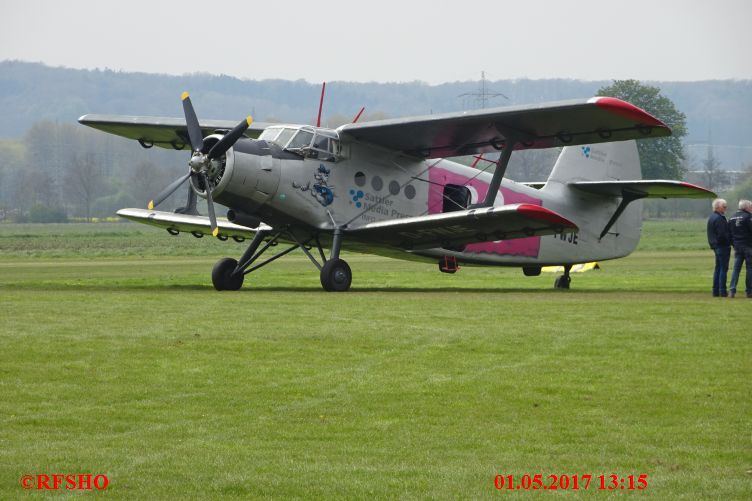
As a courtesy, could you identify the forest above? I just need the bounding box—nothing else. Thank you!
[0,61,750,221]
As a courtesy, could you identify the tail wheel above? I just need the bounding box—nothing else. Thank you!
[554,275,571,289]
[212,258,244,291]
[320,258,352,292]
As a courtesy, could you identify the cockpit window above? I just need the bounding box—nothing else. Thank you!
[258,126,341,161]
[287,130,314,150]
[258,127,282,142]
[274,128,296,147]
[311,132,340,162]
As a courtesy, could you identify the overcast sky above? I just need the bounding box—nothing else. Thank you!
[1,0,750,84]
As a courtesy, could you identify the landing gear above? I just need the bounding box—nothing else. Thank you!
[211,226,353,292]
[319,228,351,292]
[320,258,352,291]
[554,265,572,289]
[212,257,244,291]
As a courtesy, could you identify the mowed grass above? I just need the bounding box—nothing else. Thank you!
[0,221,750,499]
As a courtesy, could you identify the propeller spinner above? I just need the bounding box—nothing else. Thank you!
[147,92,252,237]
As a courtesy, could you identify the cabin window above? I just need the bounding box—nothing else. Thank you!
[442,184,471,212]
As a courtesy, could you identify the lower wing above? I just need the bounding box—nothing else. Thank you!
[346,204,577,250]
[116,208,268,239]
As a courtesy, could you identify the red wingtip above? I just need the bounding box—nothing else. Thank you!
[592,96,667,128]
[516,203,577,229]
[679,181,716,195]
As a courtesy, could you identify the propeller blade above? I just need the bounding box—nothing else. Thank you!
[147,170,191,210]
[201,172,220,238]
[207,116,252,160]
[181,91,204,153]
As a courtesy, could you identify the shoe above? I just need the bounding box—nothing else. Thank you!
[747,293,752,298]
[730,291,736,298]
[721,292,728,297]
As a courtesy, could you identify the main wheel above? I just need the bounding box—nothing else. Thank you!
[212,258,244,291]
[320,258,352,292]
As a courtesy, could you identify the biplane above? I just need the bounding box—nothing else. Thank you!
[79,93,713,291]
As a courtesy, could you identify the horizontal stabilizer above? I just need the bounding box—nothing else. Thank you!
[117,208,269,238]
[346,204,577,250]
[568,181,714,240]
[569,180,715,199]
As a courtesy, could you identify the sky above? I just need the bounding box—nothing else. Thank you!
[1,0,750,84]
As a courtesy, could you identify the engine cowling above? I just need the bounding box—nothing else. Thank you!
[190,136,281,214]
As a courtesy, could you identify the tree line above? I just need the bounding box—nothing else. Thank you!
[0,122,186,222]
[0,80,749,222]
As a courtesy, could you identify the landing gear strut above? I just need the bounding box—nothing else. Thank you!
[211,227,353,292]
[554,265,572,289]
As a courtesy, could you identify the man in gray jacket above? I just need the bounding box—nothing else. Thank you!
[728,199,752,298]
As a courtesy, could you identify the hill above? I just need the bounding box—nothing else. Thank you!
[1,61,751,168]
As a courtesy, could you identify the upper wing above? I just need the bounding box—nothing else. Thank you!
[78,114,271,150]
[569,180,716,199]
[117,208,270,238]
[338,97,669,159]
[346,204,577,250]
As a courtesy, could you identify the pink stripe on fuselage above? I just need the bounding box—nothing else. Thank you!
[428,166,542,257]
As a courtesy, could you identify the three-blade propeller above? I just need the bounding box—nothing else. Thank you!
[147,92,252,237]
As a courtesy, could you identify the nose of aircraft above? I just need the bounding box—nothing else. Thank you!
[206,139,281,213]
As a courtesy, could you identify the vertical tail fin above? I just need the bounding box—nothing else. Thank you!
[545,140,642,185]
[542,140,643,257]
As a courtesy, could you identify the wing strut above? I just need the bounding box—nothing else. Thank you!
[474,139,516,207]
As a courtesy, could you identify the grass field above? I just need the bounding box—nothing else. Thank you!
[0,220,750,499]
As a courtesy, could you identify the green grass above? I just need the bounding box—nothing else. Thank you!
[0,220,750,499]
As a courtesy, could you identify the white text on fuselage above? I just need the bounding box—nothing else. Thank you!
[358,193,412,220]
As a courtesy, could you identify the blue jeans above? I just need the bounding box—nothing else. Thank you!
[729,245,752,295]
[713,246,730,295]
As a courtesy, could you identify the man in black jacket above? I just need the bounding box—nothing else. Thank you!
[707,198,731,297]
[728,199,752,298]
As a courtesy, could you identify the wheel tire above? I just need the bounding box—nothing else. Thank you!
[212,258,244,291]
[554,275,571,289]
[320,258,352,292]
